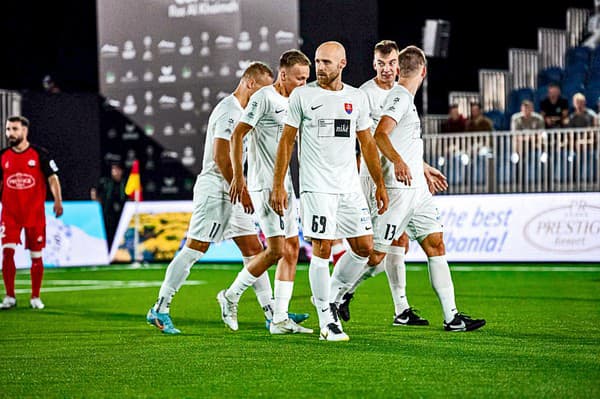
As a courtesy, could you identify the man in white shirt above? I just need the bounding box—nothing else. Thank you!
[217,49,313,335]
[146,62,274,334]
[338,40,432,327]
[271,41,389,341]
[350,45,485,332]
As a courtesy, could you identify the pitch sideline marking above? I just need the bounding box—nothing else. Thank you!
[13,279,205,294]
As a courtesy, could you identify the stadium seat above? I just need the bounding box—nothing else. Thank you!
[565,46,591,67]
[484,109,507,130]
[584,87,600,109]
[538,66,563,87]
[534,85,549,111]
[506,87,535,116]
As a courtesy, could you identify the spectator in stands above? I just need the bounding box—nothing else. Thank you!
[42,75,61,94]
[511,99,545,130]
[465,102,493,132]
[540,83,569,128]
[441,103,467,133]
[510,100,544,167]
[567,93,598,128]
[91,161,127,247]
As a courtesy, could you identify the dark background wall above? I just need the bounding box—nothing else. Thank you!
[0,0,593,103]
[0,0,595,200]
[20,92,102,200]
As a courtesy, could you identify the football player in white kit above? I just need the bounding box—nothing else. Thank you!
[338,40,447,326]
[217,50,313,335]
[146,62,274,334]
[363,45,485,332]
[271,41,389,341]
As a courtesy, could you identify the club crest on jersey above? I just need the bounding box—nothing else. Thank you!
[28,159,36,167]
[344,103,353,114]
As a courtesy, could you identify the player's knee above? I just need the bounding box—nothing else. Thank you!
[394,234,409,251]
[284,238,299,257]
[369,250,386,265]
[422,233,445,256]
[185,238,210,253]
[265,245,284,262]
[354,242,373,258]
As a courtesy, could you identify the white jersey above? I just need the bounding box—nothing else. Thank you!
[239,85,294,192]
[380,84,425,189]
[197,94,243,197]
[286,81,371,194]
[358,78,396,177]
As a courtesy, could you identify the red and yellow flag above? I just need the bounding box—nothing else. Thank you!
[124,159,142,201]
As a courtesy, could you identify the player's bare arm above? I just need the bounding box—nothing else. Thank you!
[423,162,448,194]
[229,121,254,213]
[269,124,297,216]
[374,115,412,186]
[356,128,388,214]
[48,174,63,217]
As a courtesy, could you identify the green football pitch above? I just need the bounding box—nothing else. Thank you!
[1,263,599,398]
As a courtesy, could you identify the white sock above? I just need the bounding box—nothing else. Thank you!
[428,255,457,322]
[309,255,332,328]
[273,280,294,323]
[243,254,274,320]
[329,250,369,304]
[155,246,203,313]
[385,250,410,315]
[225,264,257,300]
[332,242,345,255]
[348,262,385,295]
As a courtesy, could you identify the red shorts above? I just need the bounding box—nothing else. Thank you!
[0,221,46,251]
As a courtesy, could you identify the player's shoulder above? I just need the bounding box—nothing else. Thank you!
[213,94,241,116]
[343,83,369,102]
[252,85,271,99]
[29,144,51,156]
[386,85,411,102]
[0,147,11,158]
[358,78,376,91]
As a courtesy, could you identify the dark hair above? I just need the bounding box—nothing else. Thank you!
[374,40,399,55]
[7,115,29,127]
[449,103,459,110]
[280,49,311,68]
[242,61,274,80]
[470,101,482,108]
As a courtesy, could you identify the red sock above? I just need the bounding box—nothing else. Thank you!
[31,257,44,298]
[2,248,16,297]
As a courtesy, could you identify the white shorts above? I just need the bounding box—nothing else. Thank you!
[373,185,442,253]
[188,191,257,242]
[250,189,299,239]
[360,176,379,220]
[300,191,372,240]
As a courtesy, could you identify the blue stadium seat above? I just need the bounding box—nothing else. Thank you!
[565,46,591,66]
[506,87,535,116]
[534,85,549,111]
[538,66,563,87]
[584,86,600,109]
[484,109,507,130]
[562,81,586,105]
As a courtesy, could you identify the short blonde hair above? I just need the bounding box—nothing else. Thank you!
[398,45,426,78]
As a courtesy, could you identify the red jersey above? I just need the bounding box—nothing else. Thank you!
[0,145,59,227]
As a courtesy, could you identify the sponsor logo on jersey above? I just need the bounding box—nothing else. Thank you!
[6,173,35,190]
[344,103,353,114]
[334,119,350,137]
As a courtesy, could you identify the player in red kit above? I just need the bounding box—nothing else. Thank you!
[0,116,63,310]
